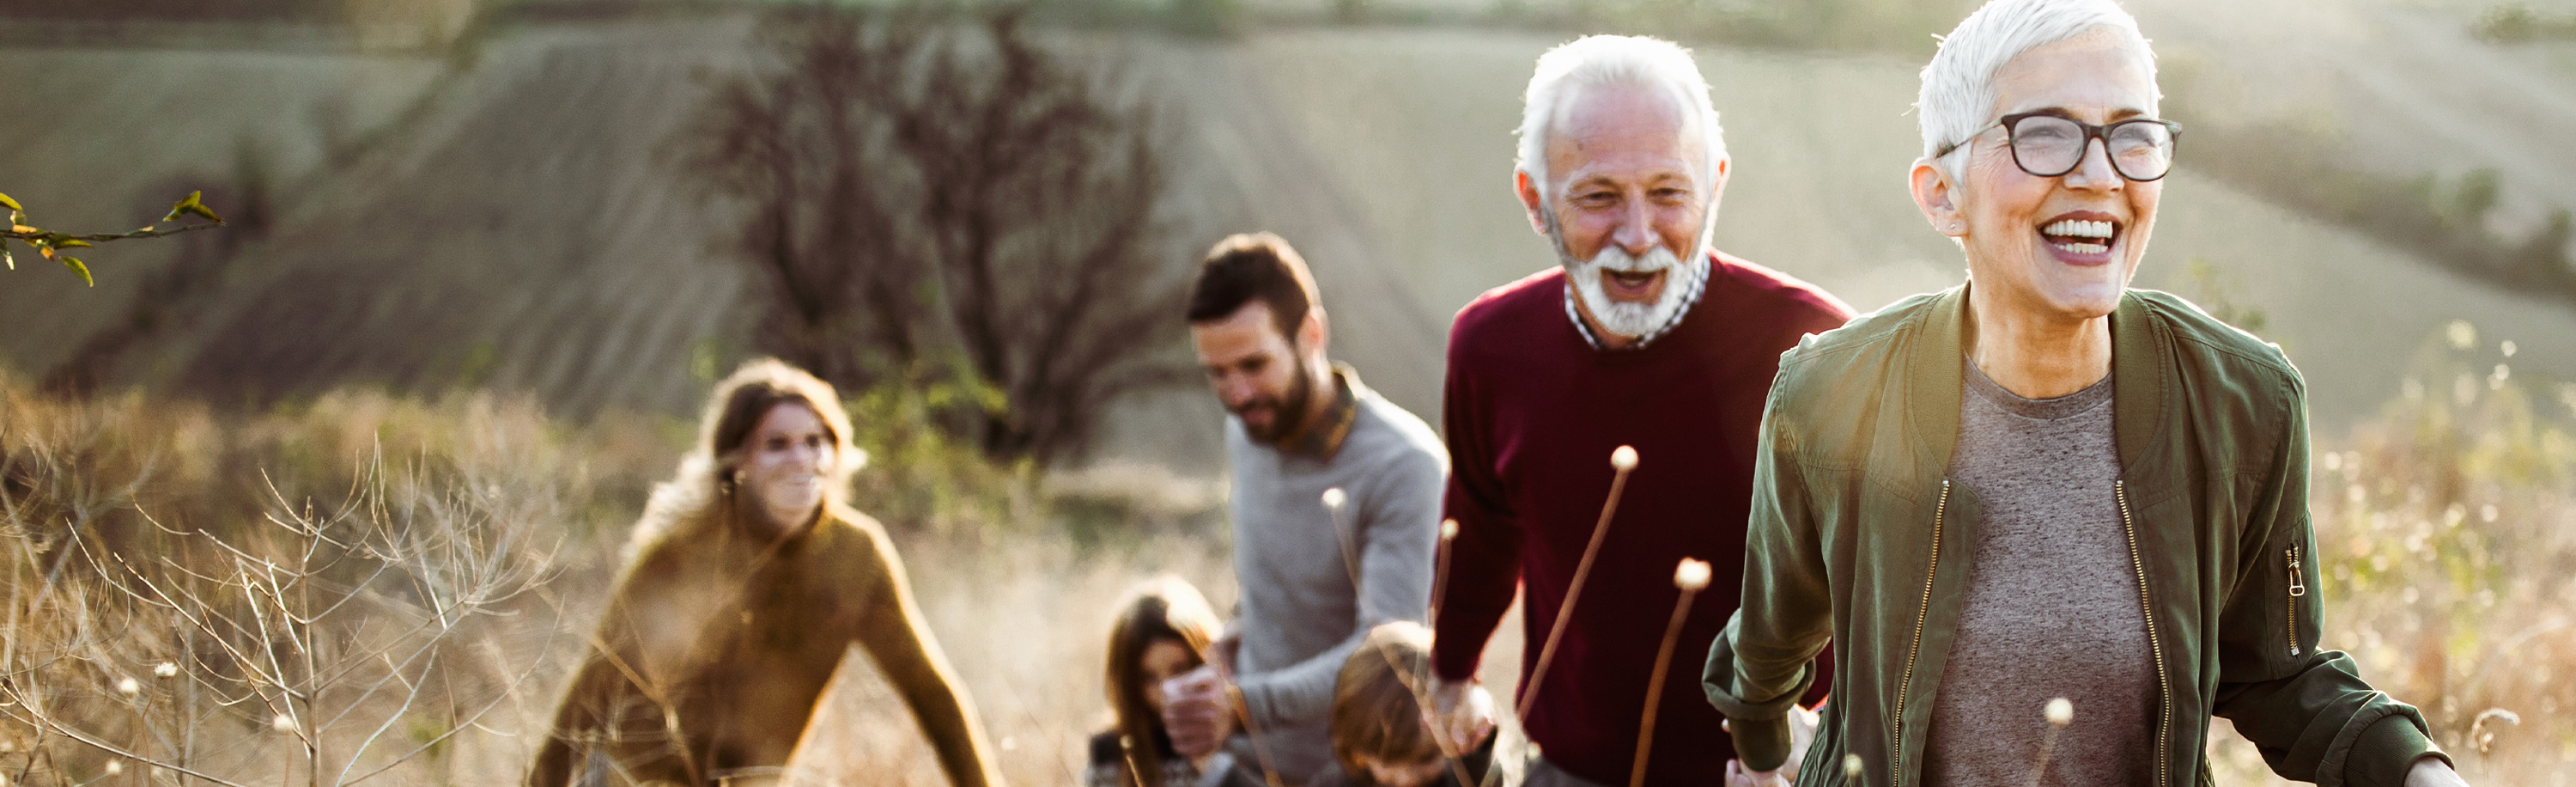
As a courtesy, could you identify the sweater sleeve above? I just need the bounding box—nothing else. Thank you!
[1431,339,1524,682]
[849,522,1008,787]
[1235,438,1444,727]
[528,544,712,787]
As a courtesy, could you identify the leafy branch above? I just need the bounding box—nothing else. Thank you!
[2,190,225,287]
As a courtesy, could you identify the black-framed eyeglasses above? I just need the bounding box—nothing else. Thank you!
[1934,112,2183,182]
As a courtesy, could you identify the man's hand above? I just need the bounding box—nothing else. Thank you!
[2405,756,2470,787]
[1722,705,1817,786]
[1425,674,1495,755]
[1160,665,1236,760]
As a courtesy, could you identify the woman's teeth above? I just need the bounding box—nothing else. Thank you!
[2042,218,2116,255]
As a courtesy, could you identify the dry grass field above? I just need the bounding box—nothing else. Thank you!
[4,333,2573,784]
[9,1,2576,784]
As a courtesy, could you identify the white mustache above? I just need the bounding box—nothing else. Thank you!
[1578,243,1681,274]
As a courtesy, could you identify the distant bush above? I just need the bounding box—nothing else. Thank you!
[685,3,1195,468]
[2472,3,2576,44]
[2159,63,2576,313]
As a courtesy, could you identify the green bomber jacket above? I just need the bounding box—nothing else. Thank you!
[1700,285,2445,787]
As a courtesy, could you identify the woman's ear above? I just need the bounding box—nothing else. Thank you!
[1911,158,1966,239]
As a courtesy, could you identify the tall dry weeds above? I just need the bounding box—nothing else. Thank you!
[2206,322,2576,784]
[0,376,670,786]
[0,373,1236,786]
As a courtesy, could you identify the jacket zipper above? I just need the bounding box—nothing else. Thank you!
[1891,479,1949,787]
[2114,480,2172,787]
[2286,546,2306,656]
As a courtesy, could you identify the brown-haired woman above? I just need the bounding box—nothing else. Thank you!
[1319,623,1512,787]
[1088,578,1261,787]
[529,358,1003,787]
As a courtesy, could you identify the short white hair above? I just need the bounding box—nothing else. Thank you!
[1516,35,1726,198]
[1917,0,2158,179]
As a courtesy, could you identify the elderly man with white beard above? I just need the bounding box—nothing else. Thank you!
[1426,35,1852,787]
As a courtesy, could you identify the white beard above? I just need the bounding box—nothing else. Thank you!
[1564,241,1698,340]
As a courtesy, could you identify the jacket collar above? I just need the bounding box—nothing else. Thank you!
[1280,363,1364,460]
[1907,284,2166,475]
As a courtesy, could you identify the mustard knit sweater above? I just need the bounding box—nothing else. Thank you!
[529,491,1001,787]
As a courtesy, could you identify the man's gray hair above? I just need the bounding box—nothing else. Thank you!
[1917,0,2157,179]
[1516,34,1726,200]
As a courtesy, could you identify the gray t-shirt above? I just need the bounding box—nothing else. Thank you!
[1924,362,2155,787]
[1225,377,1447,784]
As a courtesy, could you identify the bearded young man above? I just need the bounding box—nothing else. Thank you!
[1425,36,1853,787]
[1700,2,2467,786]
[1163,232,1449,785]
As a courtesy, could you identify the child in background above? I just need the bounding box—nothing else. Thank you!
[1319,622,1517,787]
[1089,578,1263,787]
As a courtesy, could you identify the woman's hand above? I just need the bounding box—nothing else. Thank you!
[2406,757,2469,787]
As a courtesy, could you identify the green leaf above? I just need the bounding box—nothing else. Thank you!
[165,190,222,224]
[0,192,19,211]
[62,255,91,287]
[57,238,92,249]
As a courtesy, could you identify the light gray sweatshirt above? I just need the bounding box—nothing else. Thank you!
[1224,374,1446,784]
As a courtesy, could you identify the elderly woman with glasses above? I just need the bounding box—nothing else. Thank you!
[1700,1,2469,786]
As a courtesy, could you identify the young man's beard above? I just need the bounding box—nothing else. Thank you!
[1233,352,1315,445]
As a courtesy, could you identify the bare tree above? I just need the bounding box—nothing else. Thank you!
[686,3,1191,466]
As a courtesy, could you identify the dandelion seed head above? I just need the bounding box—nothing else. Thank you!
[1674,558,1711,591]
[103,761,123,777]
[2044,697,2074,727]
[2491,364,2510,389]
[155,662,178,679]
[114,677,139,697]
[1842,754,1862,778]
[1440,519,1459,540]
[1321,487,1346,510]
[272,713,297,734]
[2323,453,2342,472]
[2481,504,2499,523]
[2501,340,2518,357]
[2448,320,2477,351]
[1610,445,1638,472]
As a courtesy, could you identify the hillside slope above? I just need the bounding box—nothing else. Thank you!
[5,10,2573,455]
[1241,26,2576,431]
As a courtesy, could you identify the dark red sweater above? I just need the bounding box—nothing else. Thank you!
[1433,253,1850,786]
